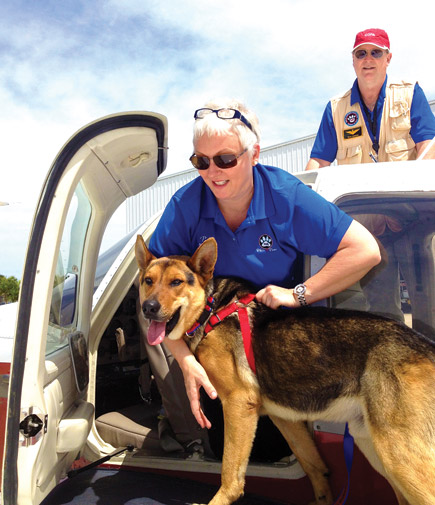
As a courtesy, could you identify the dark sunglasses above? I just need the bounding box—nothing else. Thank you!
[354,48,386,59]
[190,148,248,170]
[194,108,254,133]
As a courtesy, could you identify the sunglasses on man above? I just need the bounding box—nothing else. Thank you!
[190,148,248,170]
[353,48,386,59]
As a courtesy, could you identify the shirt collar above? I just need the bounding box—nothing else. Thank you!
[200,164,275,228]
[350,76,388,109]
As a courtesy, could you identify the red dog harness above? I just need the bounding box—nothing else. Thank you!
[186,293,257,374]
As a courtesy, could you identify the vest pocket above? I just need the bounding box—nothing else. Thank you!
[337,145,362,164]
[385,137,416,161]
[390,101,411,130]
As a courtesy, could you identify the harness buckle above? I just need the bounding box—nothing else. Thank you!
[208,313,222,328]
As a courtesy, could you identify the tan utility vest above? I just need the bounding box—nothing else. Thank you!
[331,80,416,164]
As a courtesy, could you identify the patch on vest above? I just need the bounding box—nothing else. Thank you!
[344,111,359,126]
[343,127,362,139]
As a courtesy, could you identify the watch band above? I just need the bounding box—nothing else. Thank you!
[294,283,308,306]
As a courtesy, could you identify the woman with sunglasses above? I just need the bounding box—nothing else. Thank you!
[305,28,435,169]
[145,99,380,446]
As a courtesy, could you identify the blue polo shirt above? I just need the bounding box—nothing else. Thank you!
[311,78,435,162]
[149,164,352,290]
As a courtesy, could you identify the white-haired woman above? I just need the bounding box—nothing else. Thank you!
[148,100,380,436]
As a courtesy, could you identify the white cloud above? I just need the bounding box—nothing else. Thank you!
[0,0,434,277]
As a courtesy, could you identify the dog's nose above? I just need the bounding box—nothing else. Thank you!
[142,299,161,317]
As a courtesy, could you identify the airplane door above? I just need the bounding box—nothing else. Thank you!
[2,112,167,505]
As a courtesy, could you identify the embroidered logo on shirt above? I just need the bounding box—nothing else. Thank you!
[344,111,359,126]
[343,127,362,139]
[258,234,273,250]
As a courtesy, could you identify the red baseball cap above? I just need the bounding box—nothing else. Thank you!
[353,28,390,50]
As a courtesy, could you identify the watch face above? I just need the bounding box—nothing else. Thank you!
[295,284,306,295]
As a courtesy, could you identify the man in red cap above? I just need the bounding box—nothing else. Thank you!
[305,28,435,168]
[305,28,435,323]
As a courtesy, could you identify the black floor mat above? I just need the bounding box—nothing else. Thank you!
[41,468,285,505]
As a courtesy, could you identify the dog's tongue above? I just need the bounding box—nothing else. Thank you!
[147,321,166,346]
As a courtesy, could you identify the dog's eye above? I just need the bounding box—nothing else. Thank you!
[170,279,183,287]
[144,277,153,285]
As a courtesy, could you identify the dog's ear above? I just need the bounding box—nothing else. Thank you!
[135,235,156,270]
[187,238,217,284]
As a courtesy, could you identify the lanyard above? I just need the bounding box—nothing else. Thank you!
[361,101,379,156]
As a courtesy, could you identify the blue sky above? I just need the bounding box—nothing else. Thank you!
[1,0,434,278]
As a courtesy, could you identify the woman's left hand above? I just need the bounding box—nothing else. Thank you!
[256,284,298,309]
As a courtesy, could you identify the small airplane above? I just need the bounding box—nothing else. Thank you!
[1,111,435,505]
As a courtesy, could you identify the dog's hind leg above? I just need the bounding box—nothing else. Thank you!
[351,431,411,505]
[207,389,260,505]
[362,358,435,505]
[269,416,333,505]
[390,485,412,505]
[362,428,434,505]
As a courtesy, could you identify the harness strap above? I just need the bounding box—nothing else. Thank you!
[237,303,256,374]
[205,293,256,333]
[187,293,257,373]
[185,296,215,336]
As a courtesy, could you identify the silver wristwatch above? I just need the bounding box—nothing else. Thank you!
[294,283,308,306]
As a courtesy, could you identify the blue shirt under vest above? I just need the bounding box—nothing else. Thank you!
[311,78,435,163]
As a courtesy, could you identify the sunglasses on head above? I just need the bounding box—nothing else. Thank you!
[353,48,386,59]
[194,108,254,133]
[189,148,248,170]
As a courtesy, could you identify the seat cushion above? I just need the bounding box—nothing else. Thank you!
[95,404,160,450]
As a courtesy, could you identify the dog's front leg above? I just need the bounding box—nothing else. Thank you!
[269,416,333,505]
[209,390,260,505]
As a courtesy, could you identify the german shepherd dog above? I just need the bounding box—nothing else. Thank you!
[135,235,435,505]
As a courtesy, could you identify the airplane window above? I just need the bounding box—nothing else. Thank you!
[333,196,435,341]
[46,183,91,355]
